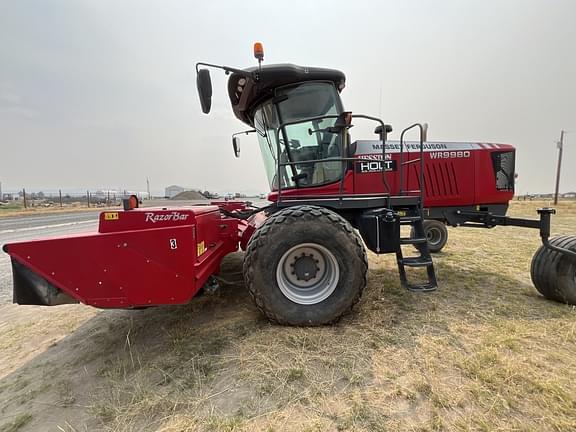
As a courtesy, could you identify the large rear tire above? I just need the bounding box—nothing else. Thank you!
[243,205,368,325]
[530,235,576,304]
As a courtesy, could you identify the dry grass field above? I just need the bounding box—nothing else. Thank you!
[0,200,575,432]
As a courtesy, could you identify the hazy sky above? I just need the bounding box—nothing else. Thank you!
[1,0,575,195]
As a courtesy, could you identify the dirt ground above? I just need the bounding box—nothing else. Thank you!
[0,200,575,432]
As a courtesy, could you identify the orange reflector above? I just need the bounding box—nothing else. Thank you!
[253,42,264,60]
[128,195,139,209]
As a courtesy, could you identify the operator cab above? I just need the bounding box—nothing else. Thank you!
[196,58,350,192]
[253,80,345,189]
[228,65,348,191]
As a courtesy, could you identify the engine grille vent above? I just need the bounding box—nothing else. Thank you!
[410,162,459,197]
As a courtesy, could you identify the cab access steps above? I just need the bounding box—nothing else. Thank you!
[396,210,438,292]
[394,122,438,292]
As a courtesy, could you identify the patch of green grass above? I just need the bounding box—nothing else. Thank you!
[205,415,246,432]
[0,202,24,213]
[334,397,388,432]
[0,414,33,432]
[286,368,304,382]
[56,379,76,407]
[14,381,51,406]
[9,377,30,393]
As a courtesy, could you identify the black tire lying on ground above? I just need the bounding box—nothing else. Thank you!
[243,205,368,325]
[411,219,449,253]
[530,235,576,304]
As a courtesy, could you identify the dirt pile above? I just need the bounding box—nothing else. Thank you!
[171,190,207,200]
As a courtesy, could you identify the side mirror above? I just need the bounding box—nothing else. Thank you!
[232,136,240,158]
[231,130,255,158]
[196,69,212,114]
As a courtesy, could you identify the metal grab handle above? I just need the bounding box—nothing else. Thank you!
[399,123,427,204]
[350,114,391,194]
[274,113,392,202]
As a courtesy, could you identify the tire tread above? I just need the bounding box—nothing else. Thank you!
[243,205,368,325]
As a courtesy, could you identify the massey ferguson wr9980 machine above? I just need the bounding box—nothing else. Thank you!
[3,44,576,325]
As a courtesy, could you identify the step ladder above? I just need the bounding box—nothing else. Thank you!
[396,209,438,292]
[394,123,438,292]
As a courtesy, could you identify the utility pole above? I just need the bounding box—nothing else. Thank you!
[554,130,565,205]
[146,177,151,200]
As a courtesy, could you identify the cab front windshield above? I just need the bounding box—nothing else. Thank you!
[253,82,344,190]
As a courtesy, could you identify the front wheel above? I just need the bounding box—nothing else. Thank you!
[243,205,368,325]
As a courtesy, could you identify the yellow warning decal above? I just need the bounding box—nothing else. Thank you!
[197,240,206,257]
[397,210,407,216]
[104,212,119,221]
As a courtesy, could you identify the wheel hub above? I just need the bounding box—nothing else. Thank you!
[426,227,441,245]
[276,243,340,305]
[292,253,320,281]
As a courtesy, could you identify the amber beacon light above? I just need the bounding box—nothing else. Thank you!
[253,42,264,61]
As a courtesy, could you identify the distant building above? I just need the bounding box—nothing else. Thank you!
[562,192,576,199]
[165,185,186,198]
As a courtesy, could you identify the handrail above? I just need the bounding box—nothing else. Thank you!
[351,114,390,194]
[274,118,340,202]
[278,156,383,166]
[399,123,427,209]
[273,113,391,205]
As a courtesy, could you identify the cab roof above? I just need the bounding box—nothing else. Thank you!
[227,64,345,126]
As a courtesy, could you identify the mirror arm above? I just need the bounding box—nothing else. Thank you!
[232,129,256,138]
[195,62,251,76]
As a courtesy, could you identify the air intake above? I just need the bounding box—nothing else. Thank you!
[414,161,459,197]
